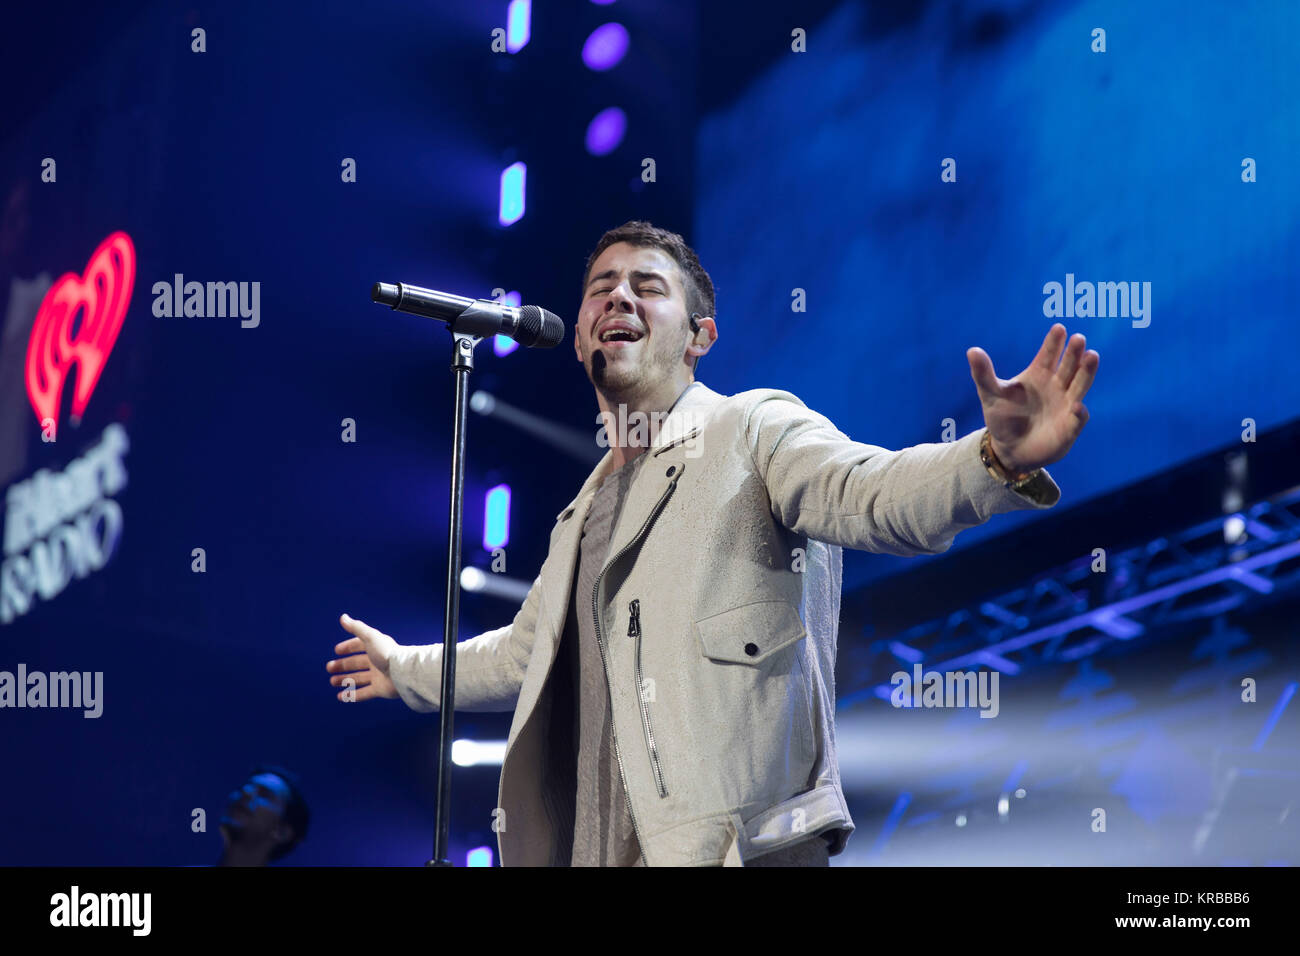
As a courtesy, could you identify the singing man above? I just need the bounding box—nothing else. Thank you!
[326,220,1099,866]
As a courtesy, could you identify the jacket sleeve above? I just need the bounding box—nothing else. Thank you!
[744,392,1061,556]
[384,569,544,713]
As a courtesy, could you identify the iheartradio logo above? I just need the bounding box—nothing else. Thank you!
[3,232,135,624]
[25,231,136,437]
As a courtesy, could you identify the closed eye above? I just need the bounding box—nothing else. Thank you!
[588,285,664,296]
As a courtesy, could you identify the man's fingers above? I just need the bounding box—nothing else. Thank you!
[333,614,395,703]
[340,613,388,644]
[337,613,386,653]
[337,683,382,703]
[327,653,371,675]
[1055,333,1085,384]
[1067,350,1100,400]
[340,612,372,636]
[333,636,365,656]
[330,670,371,687]
[1031,323,1068,372]
[966,347,1002,399]
[330,671,371,686]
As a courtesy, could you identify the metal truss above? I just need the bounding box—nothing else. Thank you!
[841,485,1300,708]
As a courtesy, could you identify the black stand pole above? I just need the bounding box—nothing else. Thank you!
[426,330,478,867]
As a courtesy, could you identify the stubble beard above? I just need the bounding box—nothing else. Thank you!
[583,325,691,408]
[589,348,639,395]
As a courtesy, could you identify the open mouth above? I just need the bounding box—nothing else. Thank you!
[598,325,644,345]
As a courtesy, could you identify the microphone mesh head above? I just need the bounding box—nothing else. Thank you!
[518,305,565,348]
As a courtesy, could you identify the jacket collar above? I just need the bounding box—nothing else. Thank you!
[652,379,717,449]
[555,381,724,521]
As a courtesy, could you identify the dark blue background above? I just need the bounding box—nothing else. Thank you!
[1,0,1295,865]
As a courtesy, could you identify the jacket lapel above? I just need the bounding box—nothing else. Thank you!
[535,383,725,654]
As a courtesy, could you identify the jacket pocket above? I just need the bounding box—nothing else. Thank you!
[691,601,817,808]
[694,601,808,665]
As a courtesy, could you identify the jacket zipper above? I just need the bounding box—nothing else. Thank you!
[628,598,667,797]
[591,470,679,866]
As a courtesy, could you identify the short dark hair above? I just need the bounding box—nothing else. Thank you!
[582,220,716,371]
[250,764,310,861]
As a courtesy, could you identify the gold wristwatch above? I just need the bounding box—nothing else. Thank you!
[979,429,1042,491]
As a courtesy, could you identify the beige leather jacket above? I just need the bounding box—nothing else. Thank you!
[387,382,1059,865]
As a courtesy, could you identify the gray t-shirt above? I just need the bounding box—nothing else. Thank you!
[540,451,830,866]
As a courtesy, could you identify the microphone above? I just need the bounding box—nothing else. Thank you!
[371,282,565,349]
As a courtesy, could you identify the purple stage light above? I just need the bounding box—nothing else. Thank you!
[582,23,629,71]
[585,107,627,156]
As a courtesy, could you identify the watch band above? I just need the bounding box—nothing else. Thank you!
[980,429,1042,490]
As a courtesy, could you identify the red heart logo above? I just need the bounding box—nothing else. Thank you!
[26,231,136,433]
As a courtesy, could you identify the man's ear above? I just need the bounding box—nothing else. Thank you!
[573,324,582,363]
[687,315,717,360]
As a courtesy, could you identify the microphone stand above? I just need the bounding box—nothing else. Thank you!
[427,327,479,867]
[373,287,555,867]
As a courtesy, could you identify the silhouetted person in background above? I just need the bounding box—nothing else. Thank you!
[217,765,310,866]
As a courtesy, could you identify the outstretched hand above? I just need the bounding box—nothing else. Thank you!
[966,323,1099,475]
[326,613,400,702]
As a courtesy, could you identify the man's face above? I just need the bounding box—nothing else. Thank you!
[575,242,694,395]
[220,772,292,845]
